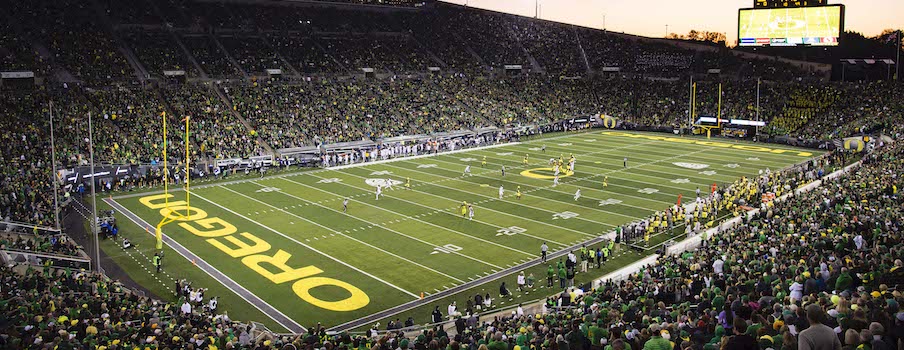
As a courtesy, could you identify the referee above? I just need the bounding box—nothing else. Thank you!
[540,242,548,262]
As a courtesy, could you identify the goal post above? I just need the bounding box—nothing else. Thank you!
[154,111,192,250]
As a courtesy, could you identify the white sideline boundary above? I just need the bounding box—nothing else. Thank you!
[322,142,521,172]
[591,159,863,288]
[188,191,422,299]
[258,178,508,269]
[103,197,306,333]
[221,183,474,281]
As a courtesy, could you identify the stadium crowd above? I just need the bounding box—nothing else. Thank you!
[0,0,903,348]
[1,137,899,350]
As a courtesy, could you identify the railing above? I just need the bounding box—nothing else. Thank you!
[0,249,92,270]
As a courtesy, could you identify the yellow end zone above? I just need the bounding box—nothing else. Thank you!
[600,131,814,157]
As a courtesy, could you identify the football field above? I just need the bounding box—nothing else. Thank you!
[107,131,821,331]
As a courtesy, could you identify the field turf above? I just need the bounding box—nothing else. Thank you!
[106,130,822,331]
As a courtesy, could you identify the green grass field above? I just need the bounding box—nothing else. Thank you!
[105,130,822,332]
[739,6,840,41]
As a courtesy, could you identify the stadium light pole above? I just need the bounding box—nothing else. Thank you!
[756,78,761,138]
[49,101,61,231]
[687,76,693,133]
[897,29,901,81]
[602,14,606,31]
[665,24,669,37]
[88,112,101,272]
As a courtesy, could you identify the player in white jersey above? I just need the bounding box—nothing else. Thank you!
[375,185,383,200]
[343,198,349,213]
[499,185,504,199]
[464,165,471,176]
[568,160,575,173]
[553,174,560,187]
[554,165,560,176]
[468,205,474,221]
[385,178,393,190]
[574,189,581,201]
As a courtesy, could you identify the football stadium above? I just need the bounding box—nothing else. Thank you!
[0,0,902,349]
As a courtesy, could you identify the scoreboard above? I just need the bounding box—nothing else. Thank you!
[754,0,827,8]
[738,5,843,47]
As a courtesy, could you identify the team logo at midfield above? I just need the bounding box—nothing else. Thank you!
[699,170,717,176]
[316,178,342,183]
[365,178,402,187]
[370,170,393,175]
[558,143,573,146]
[496,152,513,156]
[584,139,596,142]
[746,157,760,161]
[417,164,437,168]
[528,147,542,151]
[460,157,477,162]
[672,162,709,170]
[724,164,740,169]
[671,178,691,184]
[638,188,659,194]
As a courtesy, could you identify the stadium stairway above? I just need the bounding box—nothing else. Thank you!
[87,0,148,82]
[212,34,250,79]
[172,31,210,79]
[261,34,302,78]
[311,37,350,73]
[506,23,544,74]
[411,35,449,70]
[0,10,77,82]
[211,84,275,156]
[453,32,490,73]
[575,28,593,76]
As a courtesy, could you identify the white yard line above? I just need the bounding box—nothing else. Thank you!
[411,158,656,215]
[188,191,421,299]
[458,152,697,201]
[528,141,786,173]
[299,172,564,250]
[366,163,612,235]
[277,176,545,258]
[581,133,811,161]
[404,157,638,219]
[510,141,758,178]
[239,180,501,272]
[103,198,307,333]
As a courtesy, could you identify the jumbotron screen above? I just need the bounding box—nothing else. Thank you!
[738,5,844,47]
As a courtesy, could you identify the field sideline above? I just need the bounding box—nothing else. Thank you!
[106,130,822,331]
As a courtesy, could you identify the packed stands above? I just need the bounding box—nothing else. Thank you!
[121,31,199,78]
[180,35,243,78]
[0,1,902,348]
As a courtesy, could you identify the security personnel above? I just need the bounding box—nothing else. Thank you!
[153,252,162,273]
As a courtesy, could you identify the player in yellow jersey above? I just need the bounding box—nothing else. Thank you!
[523,154,529,166]
[603,176,608,188]
[481,156,487,168]
[405,177,411,189]
[516,186,522,200]
[460,201,468,217]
